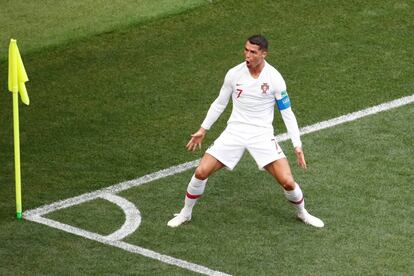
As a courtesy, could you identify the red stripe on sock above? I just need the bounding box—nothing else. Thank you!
[289,197,304,205]
[186,192,202,199]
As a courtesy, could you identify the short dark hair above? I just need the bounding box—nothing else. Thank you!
[247,34,268,51]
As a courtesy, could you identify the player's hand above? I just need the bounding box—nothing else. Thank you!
[294,147,307,171]
[186,128,206,151]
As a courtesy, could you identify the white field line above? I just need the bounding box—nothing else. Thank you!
[274,94,414,141]
[24,94,414,218]
[99,193,141,241]
[24,160,199,218]
[23,94,413,275]
[25,215,229,276]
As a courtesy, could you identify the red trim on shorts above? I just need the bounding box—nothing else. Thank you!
[186,192,202,199]
[289,197,304,205]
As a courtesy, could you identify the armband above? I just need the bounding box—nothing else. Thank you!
[276,90,291,110]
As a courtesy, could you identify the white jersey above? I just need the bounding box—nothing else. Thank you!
[201,61,302,148]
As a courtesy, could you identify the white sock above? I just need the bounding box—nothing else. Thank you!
[181,174,207,217]
[283,183,305,213]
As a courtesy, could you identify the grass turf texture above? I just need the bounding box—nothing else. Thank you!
[124,105,413,275]
[45,198,126,236]
[0,0,412,274]
[0,0,210,61]
[49,105,414,275]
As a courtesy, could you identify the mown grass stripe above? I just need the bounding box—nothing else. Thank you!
[0,0,213,61]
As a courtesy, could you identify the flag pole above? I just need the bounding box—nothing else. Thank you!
[8,38,29,220]
[13,91,23,219]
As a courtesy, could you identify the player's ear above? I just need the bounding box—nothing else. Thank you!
[261,49,268,58]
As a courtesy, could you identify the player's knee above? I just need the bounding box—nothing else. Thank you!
[280,177,295,191]
[195,166,209,180]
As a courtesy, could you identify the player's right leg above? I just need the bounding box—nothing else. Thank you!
[167,153,224,228]
[265,158,324,228]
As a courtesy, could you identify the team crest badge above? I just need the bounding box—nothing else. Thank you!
[261,83,269,94]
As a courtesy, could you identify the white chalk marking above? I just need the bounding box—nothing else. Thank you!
[25,215,229,276]
[275,94,414,141]
[99,193,141,241]
[24,159,199,218]
[25,95,414,218]
[23,94,413,275]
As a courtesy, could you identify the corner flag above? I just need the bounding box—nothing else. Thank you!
[8,39,30,220]
[9,39,30,105]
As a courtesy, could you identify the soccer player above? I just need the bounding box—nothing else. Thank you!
[168,35,324,228]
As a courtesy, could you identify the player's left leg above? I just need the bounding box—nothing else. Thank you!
[167,153,224,228]
[168,127,246,228]
[265,159,324,228]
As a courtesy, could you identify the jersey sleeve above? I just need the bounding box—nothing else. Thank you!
[274,74,302,148]
[200,71,233,130]
[274,76,290,111]
[280,107,302,148]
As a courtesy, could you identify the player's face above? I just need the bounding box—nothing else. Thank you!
[244,41,267,69]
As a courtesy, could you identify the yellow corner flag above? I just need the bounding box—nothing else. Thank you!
[8,39,30,105]
[8,39,30,220]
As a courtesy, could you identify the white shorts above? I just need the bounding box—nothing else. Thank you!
[206,123,286,170]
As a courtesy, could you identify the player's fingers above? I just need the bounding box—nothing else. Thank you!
[187,139,195,150]
[187,136,196,145]
[300,160,307,171]
[295,151,306,169]
[187,142,194,151]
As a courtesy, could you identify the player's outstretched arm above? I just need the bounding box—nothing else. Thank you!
[186,127,206,151]
[294,147,307,171]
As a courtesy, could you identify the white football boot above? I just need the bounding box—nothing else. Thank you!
[167,211,191,228]
[297,209,324,228]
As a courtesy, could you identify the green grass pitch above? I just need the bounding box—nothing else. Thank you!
[0,0,413,275]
